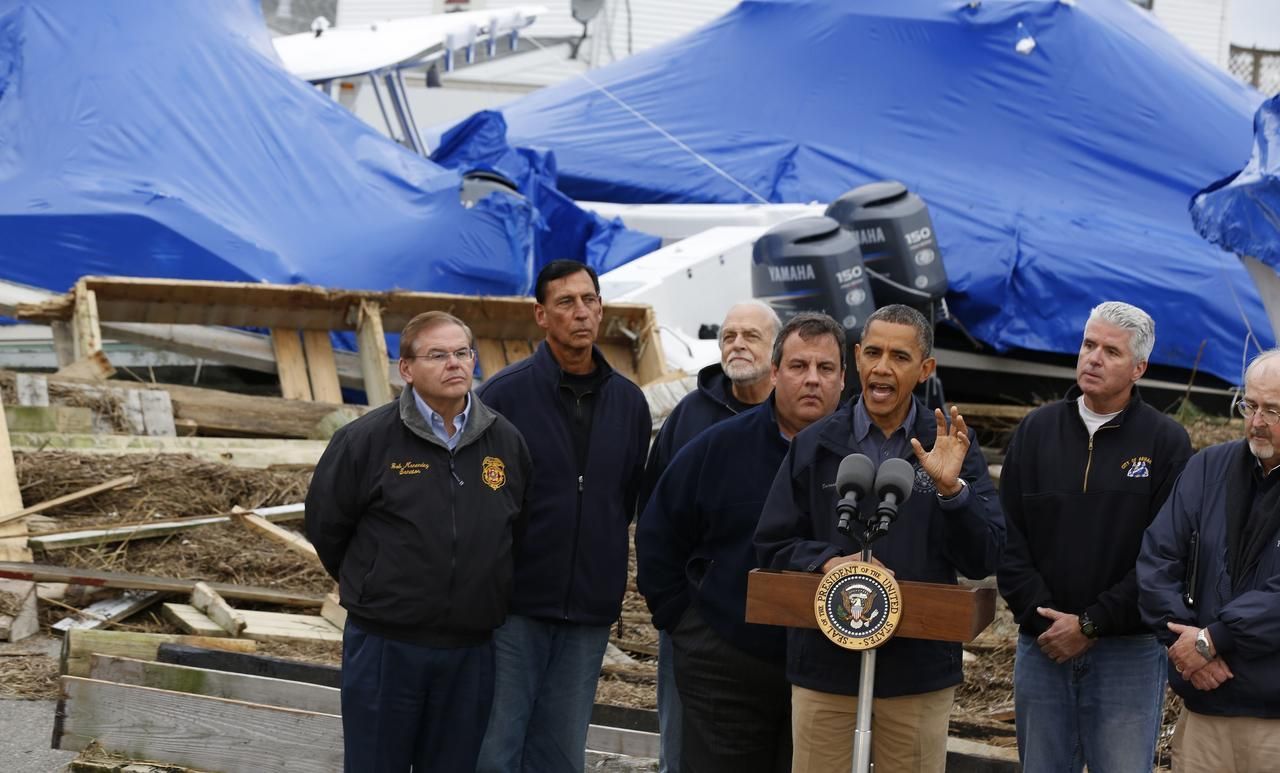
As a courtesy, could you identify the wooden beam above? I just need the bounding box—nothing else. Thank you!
[166,603,341,643]
[0,390,31,562]
[71,282,103,360]
[356,300,393,406]
[192,582,247,636]
[51,590,163,633]
[14,373,49,406]
[302,330,344,405]
[54,676,344,773]
[30,503,304,552]
[0,474,135,529]
[161,601,229,637]
[137,390,177,436]
[0,578,38,642]
[88,654,341,714]
[61,629,257,678]
[2,404,94,433]
[233,509,318,561]
[49,320,76,368]
[6,432,328,469]
[156,643,341,688]
[271,329,314,402]
[586,724,660,759]
[0,562,324,608]
[55,350,116,381]
[319,592,346,631]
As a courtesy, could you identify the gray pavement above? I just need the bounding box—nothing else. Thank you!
[0,698,76,773]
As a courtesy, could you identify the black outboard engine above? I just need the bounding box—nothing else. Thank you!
[751,216,876,339]
[825,181,947,317]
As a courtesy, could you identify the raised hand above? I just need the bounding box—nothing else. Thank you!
[910,405,970,496]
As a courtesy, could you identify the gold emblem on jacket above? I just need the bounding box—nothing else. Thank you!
[482,456,506,491]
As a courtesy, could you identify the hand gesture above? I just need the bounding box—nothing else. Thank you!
[910,406,970,496]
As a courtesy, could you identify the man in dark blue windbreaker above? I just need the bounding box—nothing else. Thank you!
[1139,348,1280,772]
[637,312,845,773]
[475,260,651,773]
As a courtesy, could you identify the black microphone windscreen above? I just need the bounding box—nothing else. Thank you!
[836,454,876,498]
[875,458,915,502]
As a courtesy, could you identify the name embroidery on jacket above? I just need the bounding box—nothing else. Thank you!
[391,461,430,476]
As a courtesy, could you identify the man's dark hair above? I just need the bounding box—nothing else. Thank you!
[399,310,474,359]
[862,304,933,358]
[771,312,847,370]
[535,260,600,304]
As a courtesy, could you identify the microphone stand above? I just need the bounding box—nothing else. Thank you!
[852,533,876,773]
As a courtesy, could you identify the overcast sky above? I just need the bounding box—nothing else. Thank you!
[1231,0,1280,49]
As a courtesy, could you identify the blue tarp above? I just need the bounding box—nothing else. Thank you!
[0,1,654,303]
[494,0,1267,383]
[1191,95,1280,267]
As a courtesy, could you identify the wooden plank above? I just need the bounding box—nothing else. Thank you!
[52,590,163,633]
[745,570,996,643]
[597,342,640,382]
[502,339,533,363]
[0,474,135,529]
[475,338,508,379]
[49,320,76,368]
[271,329,314,402]
[302,330,343,404]
[55,350,116,380]
[0,390,30,560]
[72,283,103,360]
[632,307,669,386]
[945,736,1020,771]
[156,643,341,688]
[62,629,257,678]
[6,433,328,469]
[88,653,342,714]
[192,582,247,636]
[356,300,393,406]
[0,578,38,642]
[586,724,660,759]
[239,609,342,643]
[0,562,324,608]
[319,592,346,631]
[137,390,177,436]
[161,602,229,637]
[54,676,344,773]
[233,509,318,561]
[15,373,49,406]
[2,404,95,433]
[30,503,304,551]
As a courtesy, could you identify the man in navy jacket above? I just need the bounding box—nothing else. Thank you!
[755,304,1004,773]
[1139,349,1280,771]
[639,299,779,773]
[475,260,651,773]
[638,312,845,773]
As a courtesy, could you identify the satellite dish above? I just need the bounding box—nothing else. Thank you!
[571,0,604,24]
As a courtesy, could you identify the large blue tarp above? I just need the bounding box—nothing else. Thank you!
[1192,95,1280,267]
[494,0,1268,383]
[0,1,654,303]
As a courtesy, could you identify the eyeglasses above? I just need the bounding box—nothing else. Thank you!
[1236,399,1280,426]
[409,348,475,365]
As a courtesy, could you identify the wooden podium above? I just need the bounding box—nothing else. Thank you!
[745,569,996,642]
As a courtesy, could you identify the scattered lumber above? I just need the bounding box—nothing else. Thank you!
[232,507,318,560]
[14,372,49,406]
[163,603,341,643]
[71,760,201,773]
[586,724,660,759]
[61,629,257,678]
[0,561,325,608]
[610,637,659,658]
[0,577,38,642]
[319,591,346,631]
[29,502,305,552]
[89,654,341,714]
[6,432,328,469]
[51,590,163,633]
[53,676,344,773]
[0,474,134,529]
[191,582,247,636]
[156,643,340,688]
[944,737,1020,772]
[3,404,94,433]
[0,389,32,567]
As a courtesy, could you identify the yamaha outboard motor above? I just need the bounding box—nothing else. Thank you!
[752,216,875,338]
[825,181,947,317]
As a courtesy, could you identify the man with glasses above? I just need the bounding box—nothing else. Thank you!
[476,260,651,773]
[306,310,532,772]
[999,301,1191,772]
[1138,349,1280,771]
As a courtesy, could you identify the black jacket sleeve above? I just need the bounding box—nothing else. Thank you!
[304,429,368,583]
[1137,450,1202,645]
[755,446,844,574]
[635,441,707,630]
[997,422,1058,636]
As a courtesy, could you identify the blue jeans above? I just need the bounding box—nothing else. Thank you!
[1014,632,1167,773]
[476,615,612,773]
[341,621,494,773]
[658,630,684,773]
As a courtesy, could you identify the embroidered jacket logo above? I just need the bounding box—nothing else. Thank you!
[1121,457,1152,478]
[482,456,506,491]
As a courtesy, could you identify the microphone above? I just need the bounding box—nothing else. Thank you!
[870,458,915,541]
[835,454,876,536]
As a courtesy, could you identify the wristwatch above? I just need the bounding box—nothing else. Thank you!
[1195,628,1214,661]
[1078,613,1098,639]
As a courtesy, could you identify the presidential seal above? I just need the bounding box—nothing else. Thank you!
[814,562,903,651]
[482,456,506,491]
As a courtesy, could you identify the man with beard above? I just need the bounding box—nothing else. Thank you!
[1139,349,1280,771]
[639,299,780,773]
[638,312,846,773]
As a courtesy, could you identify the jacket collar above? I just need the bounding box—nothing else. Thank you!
[532,339,615,383]
[1063,383,1145,428]
[816,395,936,458]
[399,385,496,449]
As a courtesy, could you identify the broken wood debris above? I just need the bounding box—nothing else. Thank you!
[29,502,304,552]
[231,506,318,560]
[51,590,163,634]
[0,562,324,608]
[61,629,257,678]
[191,582,247,636]
[0,474,134,529]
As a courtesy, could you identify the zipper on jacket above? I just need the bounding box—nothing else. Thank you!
[1081,424,1116,493]
[564,473,584,619]
[445,453,461,617]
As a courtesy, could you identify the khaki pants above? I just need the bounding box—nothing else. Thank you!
[791,685,955,773]
[1173,709,1280,773]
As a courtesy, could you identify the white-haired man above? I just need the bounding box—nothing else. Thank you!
[999,301,1192,771]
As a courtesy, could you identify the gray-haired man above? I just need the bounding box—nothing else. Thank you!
[999,301,1192,771]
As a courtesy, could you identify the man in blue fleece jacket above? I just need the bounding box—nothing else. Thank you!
[638,312,846,773]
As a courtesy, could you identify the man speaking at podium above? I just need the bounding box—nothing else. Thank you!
[755,304,1004,773]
